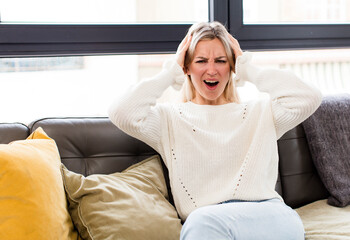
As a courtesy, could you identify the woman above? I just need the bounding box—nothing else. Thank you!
[109,22,322,239]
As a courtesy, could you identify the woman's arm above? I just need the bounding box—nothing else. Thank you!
[235,52,322,139]
[227,33,322,139]
[108,60,184,150]
[108,34,191,150]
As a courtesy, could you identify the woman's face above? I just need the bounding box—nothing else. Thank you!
[186,38,231,105]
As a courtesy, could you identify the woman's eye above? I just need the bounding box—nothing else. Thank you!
[216,60,227,63]
[195,60,206,63]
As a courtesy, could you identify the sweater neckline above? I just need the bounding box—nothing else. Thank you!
[184,101,242,110]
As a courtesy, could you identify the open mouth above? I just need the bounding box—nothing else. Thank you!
[204,80,219,87]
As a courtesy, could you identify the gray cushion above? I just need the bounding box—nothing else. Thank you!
[302,94,350,207]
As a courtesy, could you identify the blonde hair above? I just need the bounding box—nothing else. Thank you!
[181,22,240,104]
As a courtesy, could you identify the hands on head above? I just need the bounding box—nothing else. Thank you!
[175,31,243,72]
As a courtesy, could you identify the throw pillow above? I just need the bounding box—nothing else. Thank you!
[61,155,182,240]
[296,199,350,240]
[0,127,79,240]
[302,94,350,207]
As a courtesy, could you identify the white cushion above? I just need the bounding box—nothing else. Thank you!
[296,199,350,240]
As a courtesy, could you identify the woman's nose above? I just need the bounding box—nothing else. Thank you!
[207,61,217,75]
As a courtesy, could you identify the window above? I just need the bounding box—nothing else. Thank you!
[1,0,208,24]
[1,0,350,123]
[227,0,350,97]
[243,0,350,24]
[0,0,209,57]
[0,54,174,123]
[2,0,350,56]
[228,0,350,49]
[249,49,350,95]
[0,1,208,123]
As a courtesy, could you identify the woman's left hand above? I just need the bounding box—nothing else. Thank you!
[227,33,243,60]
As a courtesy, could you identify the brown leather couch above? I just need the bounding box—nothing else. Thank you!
[0,117,329,209]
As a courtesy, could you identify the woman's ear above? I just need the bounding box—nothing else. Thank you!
[183,66,190,75]
[184,67,192,80]
[185,66,190,75]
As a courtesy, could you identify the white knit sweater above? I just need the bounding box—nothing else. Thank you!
[108,52,322,221]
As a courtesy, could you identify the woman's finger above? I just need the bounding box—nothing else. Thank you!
[176,34,192,68]
[178,34,191,52]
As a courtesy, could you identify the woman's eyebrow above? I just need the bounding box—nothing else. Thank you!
[215,56,228,60]
[194,56,227,60]
[194,56,208,60]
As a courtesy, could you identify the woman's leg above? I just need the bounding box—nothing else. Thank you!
[180,199,305,240]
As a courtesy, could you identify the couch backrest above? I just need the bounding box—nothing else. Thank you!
[0,123,29,144]
[28,117,158,175]
[278,124,329,208]
[0,117,329,208]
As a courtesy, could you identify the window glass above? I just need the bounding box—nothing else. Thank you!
[0,54,170,123]
[2,49,349,124]
[243,0,350,24]
[249,49,350,96]
[0,0,208,24]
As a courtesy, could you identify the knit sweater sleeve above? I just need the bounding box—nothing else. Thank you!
[108,59,185,151]
[235,52,323,139]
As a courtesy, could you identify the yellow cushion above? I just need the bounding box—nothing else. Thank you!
[0,127,79,240]
[296,199,350,240]
[62,155,182,240]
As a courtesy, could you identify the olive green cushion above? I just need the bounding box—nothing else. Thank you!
[61,155,182,240]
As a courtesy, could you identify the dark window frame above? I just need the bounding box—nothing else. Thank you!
[227,0,350,50]
[0,0,349,57]
[0,24,191,57]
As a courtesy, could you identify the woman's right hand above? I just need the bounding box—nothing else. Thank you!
[175,33,192,72]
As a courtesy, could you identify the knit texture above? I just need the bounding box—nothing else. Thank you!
[302,94,350,207]
[109,53,322,221]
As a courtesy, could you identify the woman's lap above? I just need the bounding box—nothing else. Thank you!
[180,199,305,240]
